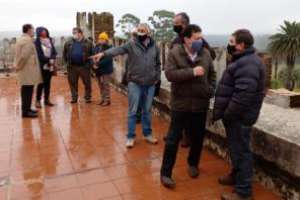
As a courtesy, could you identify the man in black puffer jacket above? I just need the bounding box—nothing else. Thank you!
[213,29,265,200]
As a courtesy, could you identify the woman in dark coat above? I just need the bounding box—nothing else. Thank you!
[35,27,57,108]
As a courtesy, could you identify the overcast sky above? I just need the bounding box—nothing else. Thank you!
[0,0,299,35]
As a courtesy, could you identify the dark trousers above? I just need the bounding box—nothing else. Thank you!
[161,111,207,177]
[223,119,253,197]
[36,70,52,102]
[21,85,34,114]
[67,66,91,101]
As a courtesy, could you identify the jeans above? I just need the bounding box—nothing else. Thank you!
[36,70,52,102]
[127,82,155,139]
[223,119,253,197]
[21,85,34,114]
[161,111,207,177]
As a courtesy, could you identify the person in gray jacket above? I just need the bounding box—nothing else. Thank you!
[91,23,161,148]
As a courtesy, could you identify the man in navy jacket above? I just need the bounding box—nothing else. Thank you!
[213,29,265,200]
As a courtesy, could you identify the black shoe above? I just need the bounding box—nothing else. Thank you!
[45,100,55,107]
[85,99,92,104]
[70,99,77,104]
[188,166,199,178]
[22,111,38,118]
[35,101,42,108]
[160,176,176,189]
[30,109,38,114]
[218,173,235,186]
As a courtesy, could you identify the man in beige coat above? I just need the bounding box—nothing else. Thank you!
[14,24,42,118]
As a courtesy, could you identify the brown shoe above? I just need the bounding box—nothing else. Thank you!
[218,173,235,186]
[101,101,111,106]
[98,100,104,105]
[221,192,253,200]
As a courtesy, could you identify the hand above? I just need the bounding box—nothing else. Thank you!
[92,64,98,70]
[208,114,215,127]
[89,53,104,62]
[193,66,205,77]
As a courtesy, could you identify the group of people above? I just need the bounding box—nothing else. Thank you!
[14,25,57,118]
[14,25,116,118]
[14,11,266,200]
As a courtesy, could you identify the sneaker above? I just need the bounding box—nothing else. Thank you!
[144,135,158,144]
[126,138,135,148]
[35,101,42,108]
[188,166,199,178]
[221,192,253,200]
[218,173,235,186]
[160,176,176,189]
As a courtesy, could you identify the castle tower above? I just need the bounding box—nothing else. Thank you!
[76,12,114,42]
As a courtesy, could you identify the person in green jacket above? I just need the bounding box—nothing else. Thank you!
[92,32,114,106]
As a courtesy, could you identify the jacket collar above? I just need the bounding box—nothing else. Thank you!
[232,47,256,62]
[179,44,204,64]
[133,37,155,51]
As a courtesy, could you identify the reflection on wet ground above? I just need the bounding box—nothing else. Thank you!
[0,75,281,199]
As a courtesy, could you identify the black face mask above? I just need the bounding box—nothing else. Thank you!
[173,25,183,34]
[138,35,148,42]
[101,43,109,50]
[227,44,237,55]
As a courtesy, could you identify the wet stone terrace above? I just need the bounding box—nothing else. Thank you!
[0,75,281,200]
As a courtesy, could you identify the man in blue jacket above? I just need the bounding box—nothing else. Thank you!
[213,29,266,200]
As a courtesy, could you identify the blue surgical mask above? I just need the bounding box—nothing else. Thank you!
[191,39,203,53]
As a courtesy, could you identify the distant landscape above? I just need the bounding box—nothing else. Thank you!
[0,31,270,50]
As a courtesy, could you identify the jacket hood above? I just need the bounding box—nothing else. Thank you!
[36,27,50,38]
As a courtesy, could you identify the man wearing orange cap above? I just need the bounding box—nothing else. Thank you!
[92,32,114,106]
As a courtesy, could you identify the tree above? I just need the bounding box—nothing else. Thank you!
[148,10,176,43]
[116,14,140,39]
[268,21,300,90]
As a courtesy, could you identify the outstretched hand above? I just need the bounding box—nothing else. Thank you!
[89,52,104,63]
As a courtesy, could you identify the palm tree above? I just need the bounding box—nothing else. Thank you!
[268,20,300,91]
